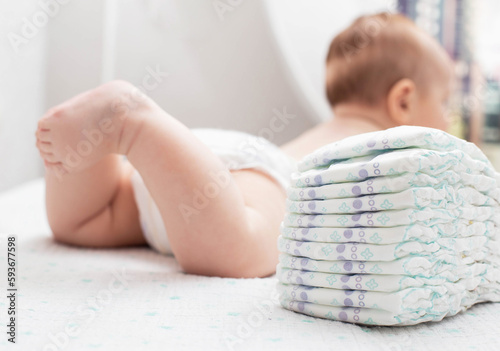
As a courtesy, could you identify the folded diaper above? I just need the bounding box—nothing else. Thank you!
[279,283,454,313]
[287,171,500,200]
[293,148,498,187]
[298,125,494,172]
[286,187,499,214]
[284,207,500,228]
[278,285,491,326]
[278,253,489,279]
[278,236,491,262]
[277,126,500,326]
[280,222,500,244]
[277,265,485,292]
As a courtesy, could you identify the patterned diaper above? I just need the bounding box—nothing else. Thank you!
[278,254,492,278]
[286,187,499,213]
[280,222,500,243]
[298,125,493,172]
[284,207,500,227]
[130,128,297,255]
[278,236,494,262]
[277,126,500,326]
[293,148,498,187]
[287,171,500,200]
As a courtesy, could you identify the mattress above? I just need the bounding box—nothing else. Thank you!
[0,179,499,351]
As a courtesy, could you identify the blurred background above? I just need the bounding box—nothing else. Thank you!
[0,0,499,191]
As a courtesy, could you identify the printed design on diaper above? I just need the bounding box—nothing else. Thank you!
[298,126,494,172]
[283,207,500,228]
[293,148,497,188]
[277,126,500,326]
[287,172,500,201]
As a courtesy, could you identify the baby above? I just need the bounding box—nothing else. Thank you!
[35,12,453,278]
[281,12,453,159]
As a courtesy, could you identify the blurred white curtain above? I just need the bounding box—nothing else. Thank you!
[269,0,397,117]
[108,0,318,143]
[0,0,47,191]
[0,0,394,191]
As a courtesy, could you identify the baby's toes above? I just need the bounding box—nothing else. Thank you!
[37,111,60,129]
[36,140,53,153]
[36,128,52,143]
[39,151,59,163]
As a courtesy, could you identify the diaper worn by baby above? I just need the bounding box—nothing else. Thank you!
[131,128,297,255]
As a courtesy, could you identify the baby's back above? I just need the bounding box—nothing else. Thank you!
[281,118,383,162]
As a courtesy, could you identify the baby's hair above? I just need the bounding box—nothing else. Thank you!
[326,12,439,107]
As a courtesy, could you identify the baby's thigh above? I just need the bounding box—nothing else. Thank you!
[230,168,287,228]
[108,161,147,245]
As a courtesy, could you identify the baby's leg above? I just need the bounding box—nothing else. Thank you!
[125,121,287,278]
[36,85,145,248]
[42,156,145,248]
[37,80,285,277]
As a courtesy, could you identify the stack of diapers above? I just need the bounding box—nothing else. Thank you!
[276,126,500,326]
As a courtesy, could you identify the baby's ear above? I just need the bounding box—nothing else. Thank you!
[386,78,417,126]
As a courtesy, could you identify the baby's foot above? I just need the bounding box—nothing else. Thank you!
[36,80,151,176]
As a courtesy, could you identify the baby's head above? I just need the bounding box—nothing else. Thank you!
[325,12,453,131]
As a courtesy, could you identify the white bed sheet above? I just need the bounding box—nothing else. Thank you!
[0,179,499,351]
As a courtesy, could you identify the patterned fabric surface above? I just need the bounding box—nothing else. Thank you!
[0,179,499,350]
